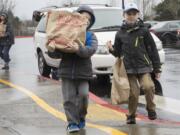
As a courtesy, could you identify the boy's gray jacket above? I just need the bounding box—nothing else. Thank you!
[110,21,161,74]
[0,23,14,46]
[59,32,98,80]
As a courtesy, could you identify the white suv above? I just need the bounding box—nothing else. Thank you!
[33,5,165,80]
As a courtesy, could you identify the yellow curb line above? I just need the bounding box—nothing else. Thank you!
[0,79,127,135]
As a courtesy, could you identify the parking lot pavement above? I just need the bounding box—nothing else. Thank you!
[0,70,180,135]
[0,70,128,135]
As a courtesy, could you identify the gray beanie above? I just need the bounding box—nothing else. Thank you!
[77,5,96,29]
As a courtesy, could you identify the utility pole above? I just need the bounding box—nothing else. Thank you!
[142,0,145,19]
[122,0,125,9]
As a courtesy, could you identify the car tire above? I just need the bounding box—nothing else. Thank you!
[38,51,51,77]
[163,35,172,46]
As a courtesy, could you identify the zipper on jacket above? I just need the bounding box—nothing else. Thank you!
[144,54,150,65]
[71,57,76,79]
[135,37,139,47]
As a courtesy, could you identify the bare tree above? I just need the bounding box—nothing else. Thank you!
[0,0,15,12]
[143,0,156,16]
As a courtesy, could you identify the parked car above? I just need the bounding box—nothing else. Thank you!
[33,5,165,95]
[145,20,159,27]
[150,20,180,46]
[175,29,180,48]
[33,6,123,79]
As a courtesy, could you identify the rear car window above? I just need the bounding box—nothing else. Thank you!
[37,16,47,33]
[168,22,180,29]
[151,22,166,29]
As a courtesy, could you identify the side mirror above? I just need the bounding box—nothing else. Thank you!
[32,11,43,22]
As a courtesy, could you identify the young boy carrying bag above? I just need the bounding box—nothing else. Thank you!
[107,3,161,124]
[57,6,98,133]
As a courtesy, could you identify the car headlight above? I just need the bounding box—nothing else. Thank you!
[96,45,109,54]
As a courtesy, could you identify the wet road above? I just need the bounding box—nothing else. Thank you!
[160,48,180,100]
[0,38,180,135]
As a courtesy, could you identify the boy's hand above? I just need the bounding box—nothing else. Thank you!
[0,32,4,37]
[66,42,79,52]
[106,40,114,51]
[155,73,161,80]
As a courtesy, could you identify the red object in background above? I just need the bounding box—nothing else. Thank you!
[177,29,180,36]
[150,29,156,34]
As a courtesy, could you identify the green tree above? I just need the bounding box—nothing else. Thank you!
[154,0,180,20]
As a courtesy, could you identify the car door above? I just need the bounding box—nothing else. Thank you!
[168,22,180,40]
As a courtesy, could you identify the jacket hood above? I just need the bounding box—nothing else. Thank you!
[0,12,8,24]
[76,5,95,30]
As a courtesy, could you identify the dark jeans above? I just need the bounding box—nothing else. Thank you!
[0,45,11,63]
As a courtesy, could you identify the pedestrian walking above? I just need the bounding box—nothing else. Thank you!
[0,12,14,70]
[107,3,161,124]
[59,6,98,133]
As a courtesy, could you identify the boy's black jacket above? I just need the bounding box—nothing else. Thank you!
[110,20,161,74]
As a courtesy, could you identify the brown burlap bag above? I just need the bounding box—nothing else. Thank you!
[46,10,88,53]
[111,58,130,105]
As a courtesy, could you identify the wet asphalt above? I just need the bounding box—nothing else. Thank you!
[0,38,180,135]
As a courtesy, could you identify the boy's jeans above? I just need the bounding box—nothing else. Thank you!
[127,73,156,117]
[61,78,89,124]
[0,45,11,63]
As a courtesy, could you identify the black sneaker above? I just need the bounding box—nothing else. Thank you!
[126,115,136,124]
[148,111,157,120]
[2,65,9,70]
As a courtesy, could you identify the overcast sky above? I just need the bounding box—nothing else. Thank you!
[14,0,50,20]
[13,0,162,20]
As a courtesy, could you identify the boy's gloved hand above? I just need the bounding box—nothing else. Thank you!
[153,68,162,80]
[106,40,114,52]
[0,32,4,37]
[155,73,161,80]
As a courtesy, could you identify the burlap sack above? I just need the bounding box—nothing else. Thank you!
[46,10,88,53]
[0,24,6,37]
[111,58,130,105]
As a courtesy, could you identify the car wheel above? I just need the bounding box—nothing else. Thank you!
[163,35,172,46]
[38,51,51,77]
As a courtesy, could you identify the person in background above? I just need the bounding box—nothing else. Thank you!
[107,3,161,124]
[59,5,98,133]
[0,12,14,70]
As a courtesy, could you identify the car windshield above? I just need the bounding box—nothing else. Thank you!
[91,9,123,30]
